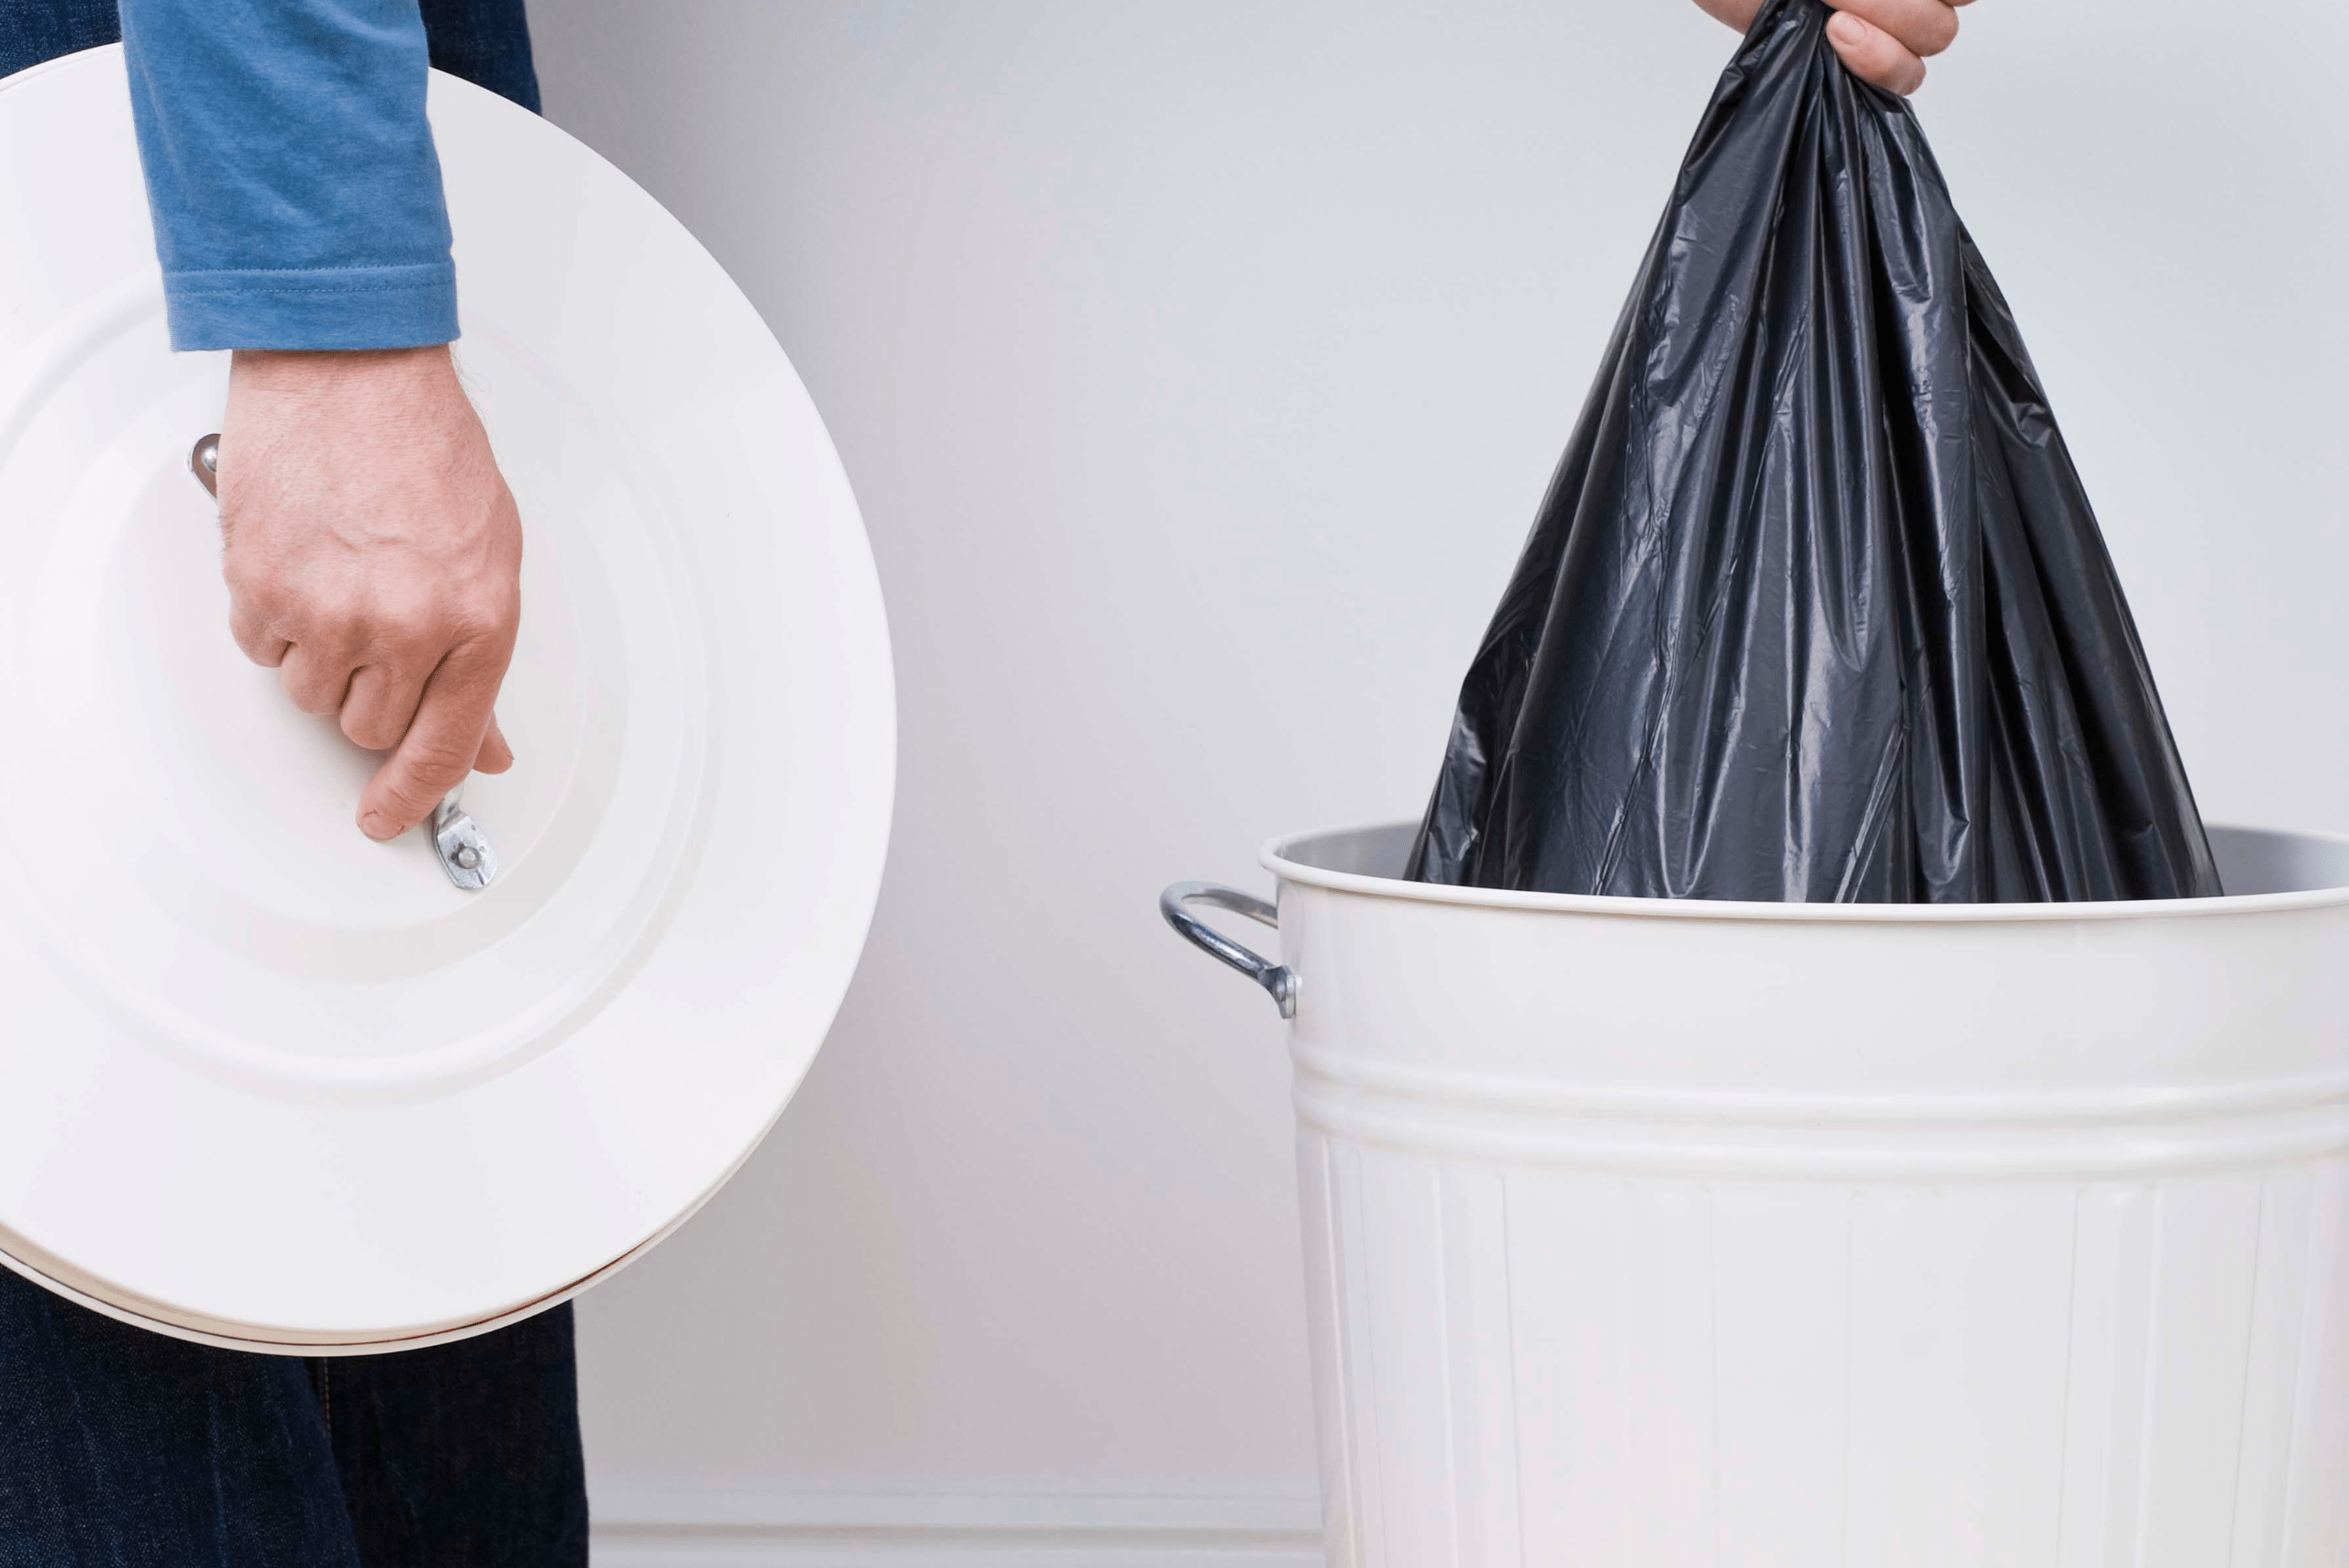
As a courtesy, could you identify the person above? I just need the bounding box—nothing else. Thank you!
[1,8,582,1563]
[0,0,1975,1559]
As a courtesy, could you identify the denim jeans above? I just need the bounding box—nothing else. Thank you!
[0,0,113,79]
[0,1267,587,1567]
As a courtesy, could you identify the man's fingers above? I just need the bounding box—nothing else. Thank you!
[1692,0,1766,32]
[340,664,427,752]
[228,600,291,668]
[474,714,515,775]
[277,644,358,717]
[1826,11,1928,95]
[356,651,503,840]
[1829,0,1959,59]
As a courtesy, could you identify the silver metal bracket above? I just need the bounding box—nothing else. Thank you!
[433,785,498,892]
[190,433,219,497]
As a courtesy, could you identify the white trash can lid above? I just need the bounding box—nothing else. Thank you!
[0,47,895,1352]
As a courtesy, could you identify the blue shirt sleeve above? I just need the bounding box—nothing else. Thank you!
[118,0,460,351]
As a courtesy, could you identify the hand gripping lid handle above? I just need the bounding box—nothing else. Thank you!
[189,432,498,892]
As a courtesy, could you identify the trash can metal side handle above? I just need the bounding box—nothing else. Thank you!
[1160,883,1297,1020]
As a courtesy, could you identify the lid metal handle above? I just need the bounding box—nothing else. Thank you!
[189,433,219,497]
[432,784,498,892]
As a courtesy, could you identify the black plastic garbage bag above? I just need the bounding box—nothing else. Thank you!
[1406,0,2220,903]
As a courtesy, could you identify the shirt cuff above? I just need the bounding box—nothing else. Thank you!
[161,260,459,351]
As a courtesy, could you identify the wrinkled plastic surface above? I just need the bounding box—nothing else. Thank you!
[1407,0,2220,903]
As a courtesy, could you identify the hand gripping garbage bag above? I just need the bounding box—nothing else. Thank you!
[1406,0,2220,903]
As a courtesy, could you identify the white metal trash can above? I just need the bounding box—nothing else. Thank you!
[1164,822,2349,1567]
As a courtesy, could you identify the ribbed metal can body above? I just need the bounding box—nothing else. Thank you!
[1266,823,2349,1568]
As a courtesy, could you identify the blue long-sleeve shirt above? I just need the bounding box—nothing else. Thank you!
[100,0,539,350]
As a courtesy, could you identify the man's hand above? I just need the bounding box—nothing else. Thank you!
[1692,0,1972,95]
[216,344,521,841]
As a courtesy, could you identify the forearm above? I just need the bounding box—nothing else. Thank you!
[118,0,458,350]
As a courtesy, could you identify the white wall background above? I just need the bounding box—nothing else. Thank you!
[524,0,2349,1554]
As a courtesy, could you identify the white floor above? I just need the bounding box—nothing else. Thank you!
[589,1488,1322,1567]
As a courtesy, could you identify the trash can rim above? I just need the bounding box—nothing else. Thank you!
[1261,821,2349,926]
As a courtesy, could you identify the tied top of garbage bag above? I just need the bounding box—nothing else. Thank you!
[1407,0,2221,904]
